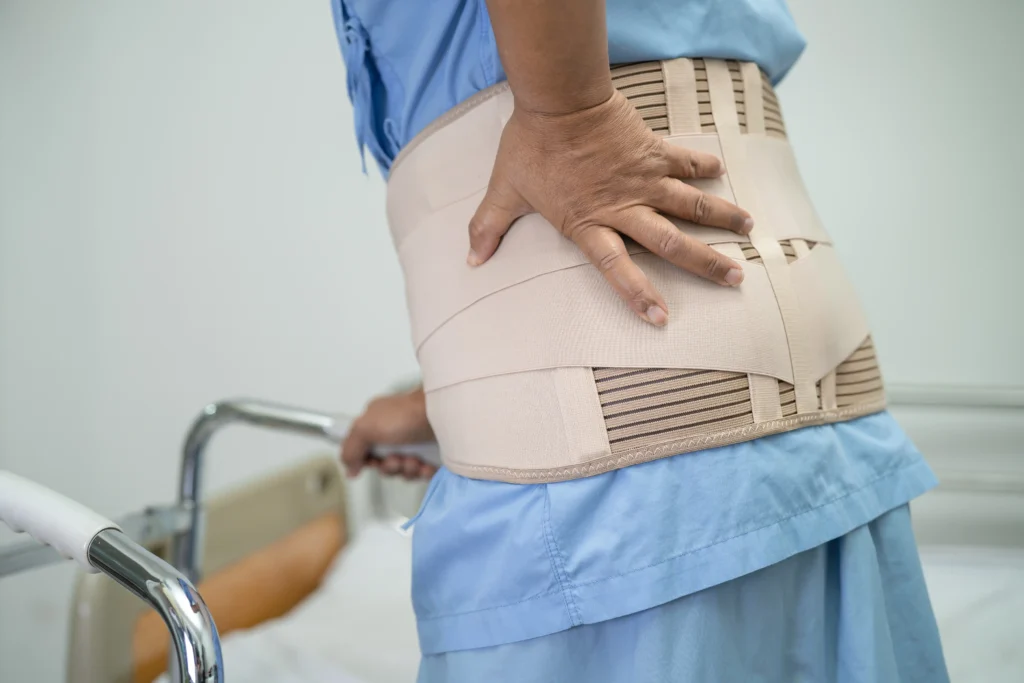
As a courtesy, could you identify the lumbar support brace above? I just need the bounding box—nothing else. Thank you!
[386,59,886,483]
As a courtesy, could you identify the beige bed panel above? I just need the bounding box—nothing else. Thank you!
[66,455,347,683]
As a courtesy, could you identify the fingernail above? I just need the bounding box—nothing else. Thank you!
[467,249,481,266]
[646,304,668,326]
[730,214,754,234]
[725,268,744,286]
[717,165,727,177]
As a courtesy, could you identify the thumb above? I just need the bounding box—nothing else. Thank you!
[467,180,529,266]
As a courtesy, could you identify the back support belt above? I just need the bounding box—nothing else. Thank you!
[386,58,887,483]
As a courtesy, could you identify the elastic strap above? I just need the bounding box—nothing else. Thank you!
[706,60,818,414]
[748,374,784,422]
[662,58,702,135]
[714,241,745,260]
[819,371,838,411]
[740,62,766,135]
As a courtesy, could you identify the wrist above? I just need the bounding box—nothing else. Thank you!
[406,385,428,417]
[511,89,631,149]
[512,73,614,117]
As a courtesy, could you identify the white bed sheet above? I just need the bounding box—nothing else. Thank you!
[158,520,419,683]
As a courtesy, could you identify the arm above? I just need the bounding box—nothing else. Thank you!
[487,0,613,116]
[471,0,752,326]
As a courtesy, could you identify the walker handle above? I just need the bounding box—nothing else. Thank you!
[323,417,442,467]
[0,471,119,572]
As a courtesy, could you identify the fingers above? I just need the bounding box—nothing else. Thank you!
[573,226,669,326]
[373,454,400,476]
[620,209,745,287]
[340,420,373,478]
[400,456,422,480]
[374,454,437,480]
[467,179,529,266]
[661,143,727,179]
[652,178,753,235]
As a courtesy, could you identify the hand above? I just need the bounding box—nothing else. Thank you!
[467,90,752,326]
[340,388,437,480]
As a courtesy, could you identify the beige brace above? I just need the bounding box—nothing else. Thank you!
[386,59,887,483]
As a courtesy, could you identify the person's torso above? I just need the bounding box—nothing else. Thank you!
[330,0,807,175]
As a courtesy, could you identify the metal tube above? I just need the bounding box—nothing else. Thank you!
[88,528,223,683]
[0,538,66,577]
[0,502,195,578]
[168,397,440,583]
[169,400,342,583]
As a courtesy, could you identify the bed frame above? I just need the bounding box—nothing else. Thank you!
[66,455,347,683]
[33,390,1016,681]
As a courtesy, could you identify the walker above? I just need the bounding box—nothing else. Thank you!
[0,398,440,682]
[0,471,223,683]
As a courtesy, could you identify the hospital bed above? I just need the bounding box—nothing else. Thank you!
[0,399,433,683]
[3,396,1022,682]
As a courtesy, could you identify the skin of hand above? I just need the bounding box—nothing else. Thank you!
[340,387,437,480]
[472,0,752,327]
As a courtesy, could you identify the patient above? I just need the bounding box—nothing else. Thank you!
[334,0,948,681]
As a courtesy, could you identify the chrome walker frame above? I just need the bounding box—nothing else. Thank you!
[1,398,437,683]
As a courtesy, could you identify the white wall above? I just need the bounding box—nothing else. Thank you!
[1,1,1021,681]
[781,0,1024,559]
[782,0,1024,387]
[0,3,416,680]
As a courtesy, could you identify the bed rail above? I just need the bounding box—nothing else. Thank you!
[0,471,223,683]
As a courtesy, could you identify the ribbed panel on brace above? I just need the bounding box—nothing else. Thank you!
[595,337,880,457]
[778,381,798,417]
[740,239,819,264]
[612,60,786,139]
[611,62,671,136]
[761,71,787,138]
[833,337,885,408]
[594,369,754,453]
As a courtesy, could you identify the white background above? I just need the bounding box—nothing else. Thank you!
[1,0,1022,681]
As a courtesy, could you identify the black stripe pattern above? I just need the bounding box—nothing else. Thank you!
[610,60,787,139]
[594,337,883,454]
[740,239,820,265]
